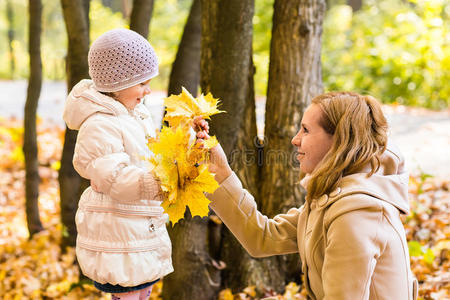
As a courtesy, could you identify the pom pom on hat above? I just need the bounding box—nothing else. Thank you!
[88,28,159,92]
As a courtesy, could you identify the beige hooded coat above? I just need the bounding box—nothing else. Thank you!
[208,146,418,300]
[63,79,173,287]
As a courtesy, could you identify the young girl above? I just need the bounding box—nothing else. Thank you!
[63,28,172,300]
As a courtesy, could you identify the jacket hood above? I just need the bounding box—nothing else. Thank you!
[63,79,150,130]
[333,143,410,214]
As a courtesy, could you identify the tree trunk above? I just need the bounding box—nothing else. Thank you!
[121,0,131,18]
[6,0,15,78]
[262,0,325,216]
[162,1,221,299]
[162,212,223,300]
[201,0,254,157]
[167,0,201,97]
[129,0,154,38]
[24,0,44,238]
[347,0,362,11]
[201,0,283,295]
[260,0,326,284]
[59,0,90,251]
[219,53,289,295]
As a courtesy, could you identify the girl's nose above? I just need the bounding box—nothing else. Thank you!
[144,86,151,95]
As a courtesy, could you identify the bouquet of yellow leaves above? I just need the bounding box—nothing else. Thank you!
[147,87,224,225]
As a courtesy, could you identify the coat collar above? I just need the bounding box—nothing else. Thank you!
[63,79,150,130]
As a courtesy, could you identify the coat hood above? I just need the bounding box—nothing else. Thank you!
[63,79,151,130]
[331,143,410,214]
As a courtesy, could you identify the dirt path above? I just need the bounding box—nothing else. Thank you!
[1,80,449,178]
[383,105,450,178]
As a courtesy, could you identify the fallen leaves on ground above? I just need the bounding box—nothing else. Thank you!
[0,117,162,299]
[404,173,450,299]
[0,117,448,299]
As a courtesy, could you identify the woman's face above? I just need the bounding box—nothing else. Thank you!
[114,79,152,110]
[291,104,334,174]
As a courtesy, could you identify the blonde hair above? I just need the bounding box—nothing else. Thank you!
[305,92,388,200]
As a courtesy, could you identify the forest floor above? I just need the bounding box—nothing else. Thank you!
[0,80,449,299]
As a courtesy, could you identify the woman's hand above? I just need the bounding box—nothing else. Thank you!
[193,117,232,184]
[209,144,232,184]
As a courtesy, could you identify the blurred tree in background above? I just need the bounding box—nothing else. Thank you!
[58,0,91,251]
[322,0,449,109]
[1,0,448,108]
[252,0,449,108]
[23,0,44,237]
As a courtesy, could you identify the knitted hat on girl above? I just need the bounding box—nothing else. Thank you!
[88,28,159,92]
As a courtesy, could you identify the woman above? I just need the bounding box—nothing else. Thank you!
[197,92,418,299]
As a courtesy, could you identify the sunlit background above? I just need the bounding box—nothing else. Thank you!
[0,0,448,108]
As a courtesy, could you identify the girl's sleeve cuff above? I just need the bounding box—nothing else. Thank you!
[140,172,161,200]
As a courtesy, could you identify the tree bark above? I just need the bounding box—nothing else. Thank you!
[129,0,154,38]
[201,0,284,295]
[59,0,90,250]
[24,0,44,238]
[347,0,362,11]
[262,0,325,215]
[260,0,326,284]
[6,0,15,78]
[201,0,254,157]
[162,212,223,300]
[218,53,289,294]
[167,0,201,97]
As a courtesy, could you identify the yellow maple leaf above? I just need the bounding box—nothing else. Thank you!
[243,285,257,297]
[218,288,234,300]
[197,92,223,117]
[162,165,218,224]
[203,135,218,149]
[148,126,219,224]
[147,89,224,224]
[164,87,224,127]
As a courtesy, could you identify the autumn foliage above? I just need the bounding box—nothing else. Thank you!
[0,116,448,299]
[147,87,223,224]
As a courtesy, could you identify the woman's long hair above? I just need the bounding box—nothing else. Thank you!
[305,92,388,200]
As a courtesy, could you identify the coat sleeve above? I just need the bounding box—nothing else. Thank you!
[208,172,300,257]
[73,117,160,201]
[322,199,384,300]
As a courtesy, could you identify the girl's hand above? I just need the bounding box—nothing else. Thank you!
[193,116,209,137]
[193,116,210,144]
[192,117,232,184]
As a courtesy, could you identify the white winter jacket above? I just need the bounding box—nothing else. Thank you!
[63,79,173,286]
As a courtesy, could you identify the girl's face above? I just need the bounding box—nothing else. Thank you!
[114,79,152,110]
[291,104,334,174]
